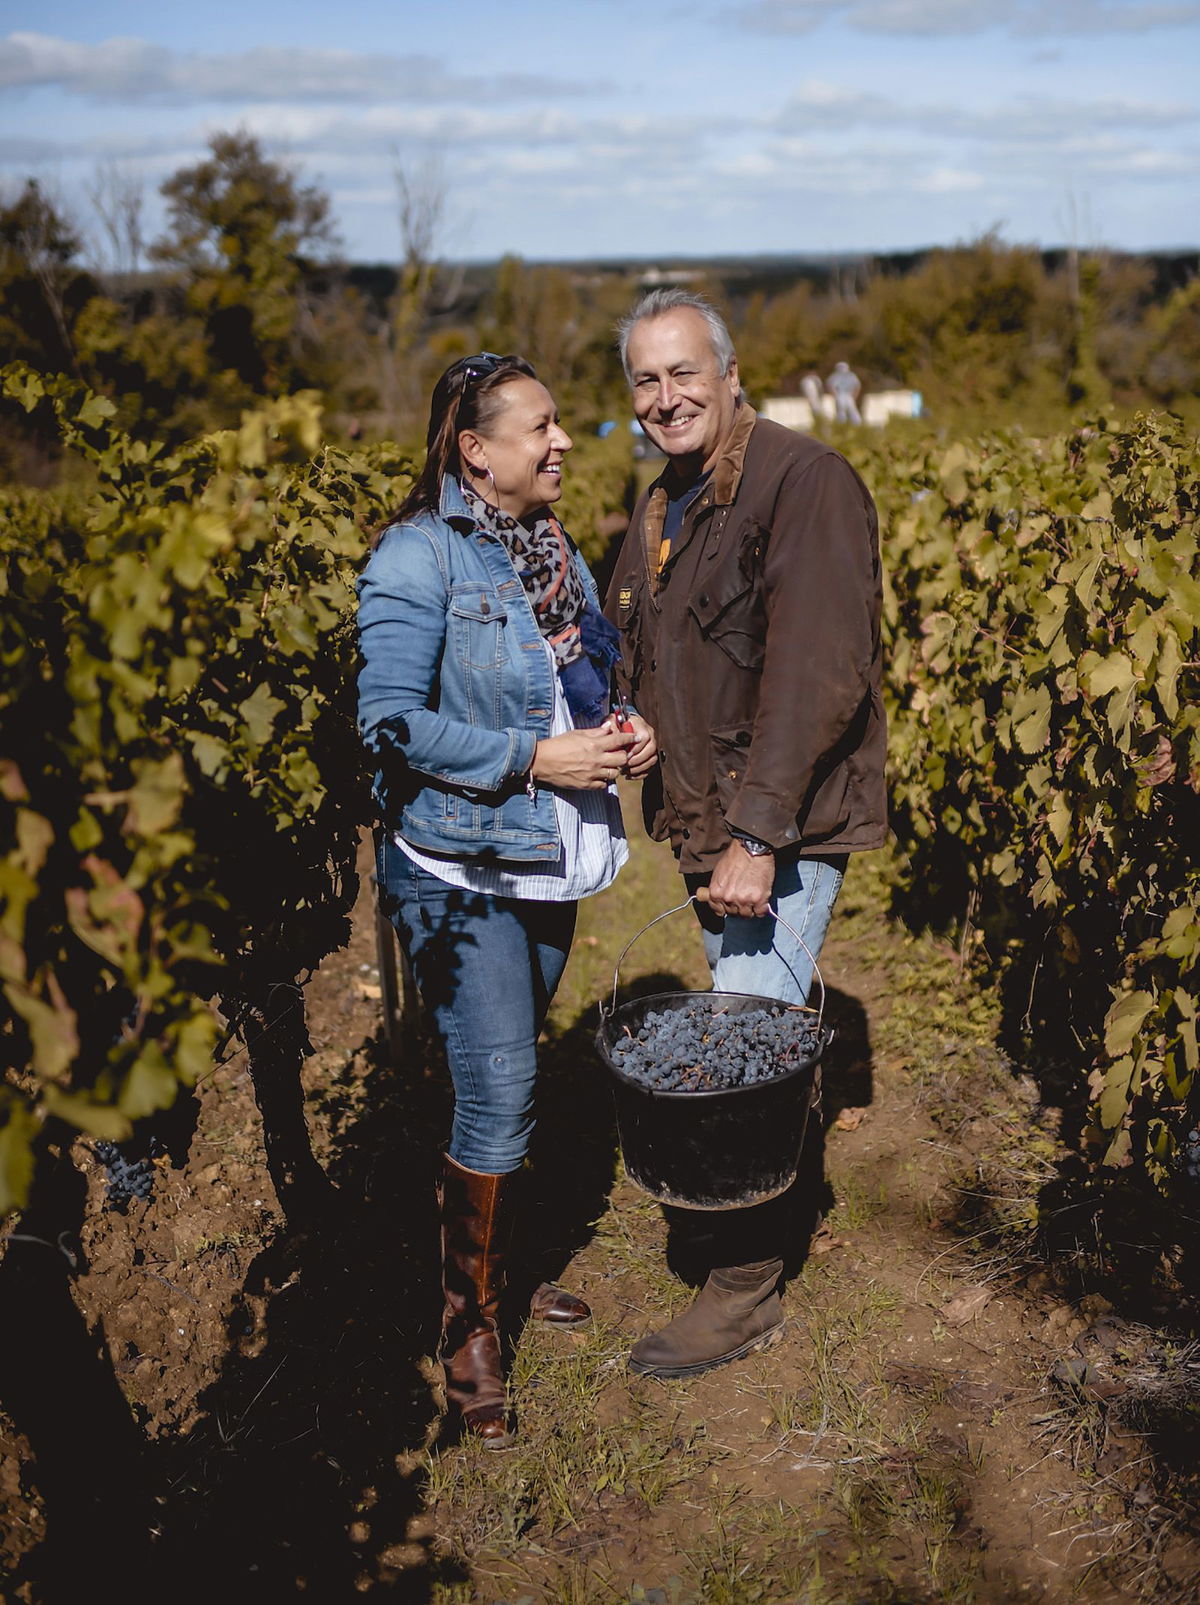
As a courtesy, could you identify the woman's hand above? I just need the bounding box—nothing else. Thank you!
[531,724,635,790]
[621,713,658,778]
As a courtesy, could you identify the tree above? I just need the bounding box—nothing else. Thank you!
[0,182,101,477]
[153,131,337,398]
[85,161,146,290]
[0,180,91,377]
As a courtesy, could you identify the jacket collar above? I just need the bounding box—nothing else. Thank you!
[438,473,477,530]
[706,401,757,506]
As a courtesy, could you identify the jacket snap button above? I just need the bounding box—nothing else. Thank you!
[737,731,751,746]
[650,658,657,671]
[727,768,738,779]
[480,598,490,615]
[698,593,709,607]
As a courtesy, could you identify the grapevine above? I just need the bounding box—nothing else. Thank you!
[0,364,413,1214]
[846,414,1200,1185]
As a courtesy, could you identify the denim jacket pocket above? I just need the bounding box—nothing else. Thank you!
[448,590,510,669]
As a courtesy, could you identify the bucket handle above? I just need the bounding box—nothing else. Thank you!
[604,895,825,1032]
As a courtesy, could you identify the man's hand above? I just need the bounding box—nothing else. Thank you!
[706,839,775,918]
[620,713,658,778]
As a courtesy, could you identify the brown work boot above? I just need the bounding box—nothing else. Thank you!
[628,1259,785,1379]
[439,1155,516,1447]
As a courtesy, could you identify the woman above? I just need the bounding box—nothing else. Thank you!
[357,354,655,1447]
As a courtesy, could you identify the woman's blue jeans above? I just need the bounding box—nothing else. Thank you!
[377,837,576,1175]
[685,852,847,1006]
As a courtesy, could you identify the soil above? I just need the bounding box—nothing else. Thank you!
[2,821,1198,1604]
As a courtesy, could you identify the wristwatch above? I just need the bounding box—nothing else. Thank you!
[733,833,774,857]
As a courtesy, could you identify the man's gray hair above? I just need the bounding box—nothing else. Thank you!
[616,289,737,383]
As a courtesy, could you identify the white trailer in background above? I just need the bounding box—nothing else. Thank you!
[760,390,923,430]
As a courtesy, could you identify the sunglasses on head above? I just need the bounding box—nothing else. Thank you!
[459,352,505,388]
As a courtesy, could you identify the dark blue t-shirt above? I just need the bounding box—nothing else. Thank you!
[659,471,711,570]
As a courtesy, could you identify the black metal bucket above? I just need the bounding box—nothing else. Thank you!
[595,899,831,1211]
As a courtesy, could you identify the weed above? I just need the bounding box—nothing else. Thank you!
[175,1228,250,1263]
[682,1498,831,1605]
[824,1175,888,1232]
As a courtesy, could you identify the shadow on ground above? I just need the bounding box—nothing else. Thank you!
[1,964,871,1602]
[145,983,627,1604]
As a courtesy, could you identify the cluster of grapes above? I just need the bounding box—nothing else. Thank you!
[1181,1128,1200,1184]
[93,1138,163,1210]
[611,1001,820,1093]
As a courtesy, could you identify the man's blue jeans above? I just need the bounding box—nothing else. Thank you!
[377,838,576,1174]
[685,852,847,1006]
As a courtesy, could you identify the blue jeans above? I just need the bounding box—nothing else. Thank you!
[377,838,576,1174]
[685,852,847,1007]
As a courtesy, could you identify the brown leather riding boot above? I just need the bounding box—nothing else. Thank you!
[628,1258,785,1379]
[529,1281,591,1326]
[439,1155,516,1447]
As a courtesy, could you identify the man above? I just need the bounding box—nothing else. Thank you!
[827,360,863,424]
[605,289,886,1378]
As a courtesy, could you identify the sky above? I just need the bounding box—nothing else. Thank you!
[1,1,1197,265]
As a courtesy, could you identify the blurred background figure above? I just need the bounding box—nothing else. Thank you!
[826,361,862,425]
[800,371,824,417]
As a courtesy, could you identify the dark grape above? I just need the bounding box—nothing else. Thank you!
[93,1138,159,1211]
[609,1000,820,1093]
[1181,1127,1200,1185]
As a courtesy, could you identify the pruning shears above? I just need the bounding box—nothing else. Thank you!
[613,694,635,736]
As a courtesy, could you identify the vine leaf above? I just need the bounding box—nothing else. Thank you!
[1011,683,1052,754]
[239,682,286,748]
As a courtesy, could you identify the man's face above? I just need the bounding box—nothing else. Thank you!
[626,308,741,473]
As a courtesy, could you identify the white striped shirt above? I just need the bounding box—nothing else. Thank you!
[396,640,628,901]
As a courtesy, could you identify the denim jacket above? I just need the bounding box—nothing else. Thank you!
[357,476,603,861]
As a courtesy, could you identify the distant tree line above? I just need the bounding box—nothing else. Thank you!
[2,130,1197,482]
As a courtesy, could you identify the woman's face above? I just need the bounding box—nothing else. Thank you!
[463,376,573,521]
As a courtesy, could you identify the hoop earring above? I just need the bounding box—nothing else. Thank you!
[462,462,498,507]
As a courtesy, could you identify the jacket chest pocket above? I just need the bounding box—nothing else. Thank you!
[449,592,509,670]
[687,536,766,671]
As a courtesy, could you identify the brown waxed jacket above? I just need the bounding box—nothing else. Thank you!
[604,406,887,873]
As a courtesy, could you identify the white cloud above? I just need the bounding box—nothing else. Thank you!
[731,0,1200,35]
[837,0,998,32]
[729,0,840,32]
[2,27,1192,260]
[915,165,985,191]
[779,80,1198,142]
[0,32,608,105]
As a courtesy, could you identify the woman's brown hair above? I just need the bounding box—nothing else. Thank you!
[382,352,537,533]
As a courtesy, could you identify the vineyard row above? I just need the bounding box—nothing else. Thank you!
[1,366,1197,1213]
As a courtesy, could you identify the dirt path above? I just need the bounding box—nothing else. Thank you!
[2,804,1197,1602]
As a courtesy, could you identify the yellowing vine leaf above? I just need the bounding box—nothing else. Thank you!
[1103,990,1154,1058]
